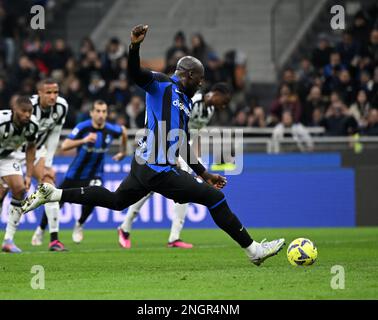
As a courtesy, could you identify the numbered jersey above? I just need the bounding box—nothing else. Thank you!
[189,92,214,130]
[30,94,68,149]
[0,110,39,158]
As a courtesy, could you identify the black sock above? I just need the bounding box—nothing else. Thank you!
[50,232,58,242]
[40,211,48,230]
[62,186,122,210]
[209,200,253,248]
[78,206,94,225]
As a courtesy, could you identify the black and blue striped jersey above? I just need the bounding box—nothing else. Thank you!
[128,44,205,175]
[65,120,122,180]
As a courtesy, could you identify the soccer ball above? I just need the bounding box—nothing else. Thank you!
[287,238,317,266]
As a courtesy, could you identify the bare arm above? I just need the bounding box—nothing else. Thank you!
[61,132,97,152]
[113,126,128,162]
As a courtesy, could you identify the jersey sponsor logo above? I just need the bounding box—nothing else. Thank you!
[173,99,191,117]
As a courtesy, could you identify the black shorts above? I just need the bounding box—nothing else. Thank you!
[114,157,224,209]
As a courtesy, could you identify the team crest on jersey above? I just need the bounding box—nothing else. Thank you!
[105,134,111,144]
[13,162,20,171]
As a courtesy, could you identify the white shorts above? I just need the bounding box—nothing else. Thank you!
[0,156,23,186]
[13,145,48,166]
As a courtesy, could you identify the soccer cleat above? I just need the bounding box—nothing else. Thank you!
[49,240,67,252]
[21,183,55,214]
[167,239,193,249]
[31,226,45,246]
[72,222,84,243]
[2,239,22,253]
[250,238,285,266]
[118,228,131,249]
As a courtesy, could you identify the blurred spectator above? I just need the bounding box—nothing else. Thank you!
[349,11,371,48]
[247,106,266,128]
[79,37,96,61]
[333,69,357,106]
[86,73,107,102]
[321,101,358,136]
[302,85,327,125]
[360,29,378,66]
[102,37,127,81]
[78,50,103,88]
[124,95,145,129]
[271,110,313,153]
[336,31,360,66]
[270,84,302,124]
[233,108,248,127]
[10,55,38,90]
[190,33,215,66]
[0,77,11,109]
[48,38,72,72]
[108,77,131,107]
[165,31,189,67]
[349,90,371,125]
[362,109,378,135]
[311,34,333,70]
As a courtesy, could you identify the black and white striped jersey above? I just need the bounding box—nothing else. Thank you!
[0,110,39,158]
[189,92,214,130]
[30,95,68,149]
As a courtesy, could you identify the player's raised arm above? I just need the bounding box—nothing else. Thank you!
[128,24,155,90]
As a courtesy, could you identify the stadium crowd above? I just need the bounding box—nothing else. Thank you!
[0,1,378,136]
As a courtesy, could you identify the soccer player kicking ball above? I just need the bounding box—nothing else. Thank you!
[31,100,127,245]
[0,96,38,253]
[21,25,285,266]
[118,83,231,249]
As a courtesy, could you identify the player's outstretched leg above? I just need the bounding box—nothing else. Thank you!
[167,202,193,249]
[118,193,152,249]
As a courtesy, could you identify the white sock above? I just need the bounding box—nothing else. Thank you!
[44,202,60,233]
[4,200,23,241]
[50,188,62,202]
[245,240,261,259]
[120,194,150,233]
[168,202,188,243]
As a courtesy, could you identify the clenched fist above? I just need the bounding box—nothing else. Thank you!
[131,24,148,45]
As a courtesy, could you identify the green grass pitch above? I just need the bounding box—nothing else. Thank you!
[0,227,377,300]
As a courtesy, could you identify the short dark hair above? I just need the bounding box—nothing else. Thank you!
[15,95,32,108]
[37,78,58,90]
[210,82,231,95]
[91,100,108,110]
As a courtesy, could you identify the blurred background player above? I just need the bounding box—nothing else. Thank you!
[118,83,231,249]
[31,100,127,245]
[15,79,69,251]
[0,96,38,253]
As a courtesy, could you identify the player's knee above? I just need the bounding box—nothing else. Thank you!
[11,186,26,200]
[205,188,225,208]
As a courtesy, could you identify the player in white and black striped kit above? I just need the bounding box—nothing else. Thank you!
[117,83,231,249]
[15,79,69,251]
[0,96,38,253]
